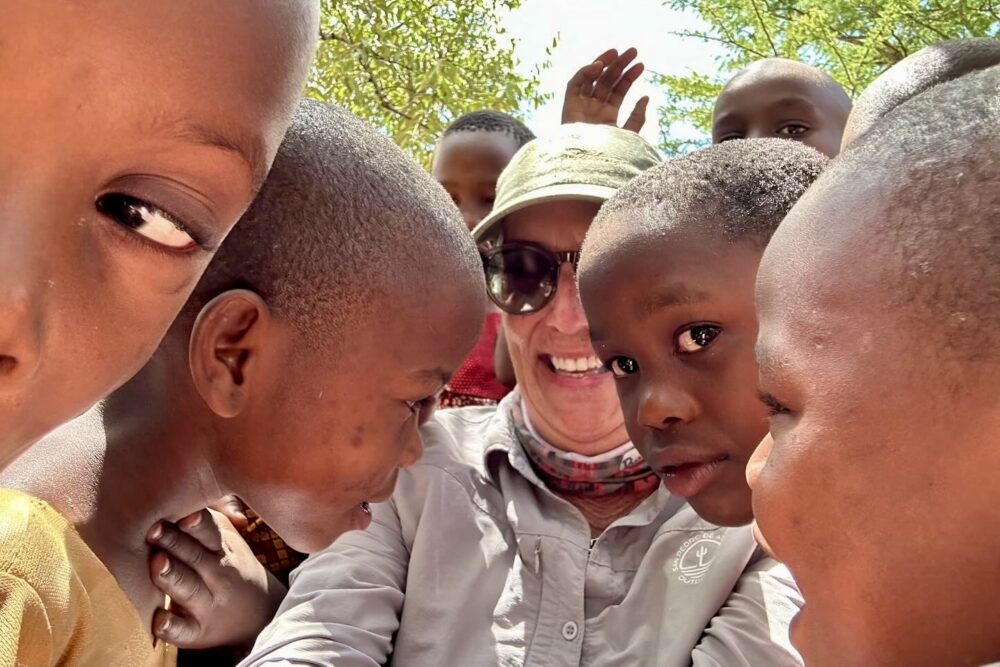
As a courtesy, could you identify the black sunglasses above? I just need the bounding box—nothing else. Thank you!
[481,242,581,315]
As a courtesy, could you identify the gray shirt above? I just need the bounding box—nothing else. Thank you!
[242,396,802,667]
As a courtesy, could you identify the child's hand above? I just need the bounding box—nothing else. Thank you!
[562,47,649,133]
[208,494,250,531]
[146,508,287,649]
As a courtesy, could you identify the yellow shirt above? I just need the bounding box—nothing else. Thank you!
[0,488,176,667]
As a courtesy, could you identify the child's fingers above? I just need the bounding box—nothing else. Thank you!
[178,508,226,552]
[152,606,204,649]
[606,62,645,108]
[148,522,220,582]
[590,47,619,67]
[564,60,605,104]
[593,47,638,102]
[151,550,214,611]
[209,495,249,531]
[623,96,650,133]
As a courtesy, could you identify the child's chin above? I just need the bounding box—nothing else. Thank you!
[692,497,754,528]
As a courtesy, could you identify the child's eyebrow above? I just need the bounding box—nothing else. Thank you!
[638,284,710,319]
[156,118,269,191]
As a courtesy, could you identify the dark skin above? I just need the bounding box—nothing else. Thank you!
[712,59,851,157]
[1,280,484,648]
[580,226,767,527]
[431,131,519,387]
[432,131,521,232]
[747,169,1000,666]
[0,0,317,464]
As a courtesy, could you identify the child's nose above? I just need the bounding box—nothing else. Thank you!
[636,380,700,430]
[399,428,424,468]
[745,432,774,490]
[0,223,42,385]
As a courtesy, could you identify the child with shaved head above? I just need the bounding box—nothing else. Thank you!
[0,100,485,665]
[842,38,1000,148]
[712,58,852,156]
[0,1,318,465]
[578,139,827,528]
[746,62,1000,667]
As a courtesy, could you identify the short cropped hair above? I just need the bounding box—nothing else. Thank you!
[844,39,1000,147]
[443,110,535,148]
[833,63,1000,359]
[582,138,828,267]
[186,99,482,349]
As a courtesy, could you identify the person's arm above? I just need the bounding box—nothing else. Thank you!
[562,47,649,132]
[690,557,804,667]
[237,499,409,667]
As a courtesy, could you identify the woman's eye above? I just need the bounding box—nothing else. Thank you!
[96,193,197,250]
[777,123,809,137]
[718,133,743,142]
[607,356,639,378]
[676,325,721,353]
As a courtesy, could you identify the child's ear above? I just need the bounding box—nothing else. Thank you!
[189,290,271,419]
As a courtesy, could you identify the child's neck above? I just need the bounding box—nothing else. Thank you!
[1,353,226,629]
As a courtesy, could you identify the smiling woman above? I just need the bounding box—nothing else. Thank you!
[0,0,318,465]
[242,124,806,667]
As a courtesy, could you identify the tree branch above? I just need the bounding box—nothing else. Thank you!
[749,0,779,55]
[669,30,771,60]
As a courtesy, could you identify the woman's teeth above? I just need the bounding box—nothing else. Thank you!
[550,355,605,374]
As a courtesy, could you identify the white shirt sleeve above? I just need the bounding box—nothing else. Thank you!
[238,499,408,667]
[691,558,804,667]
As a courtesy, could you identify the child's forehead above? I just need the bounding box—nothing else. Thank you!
[586,219,738,283]
[717,74,832,115]
[438,130,521,157]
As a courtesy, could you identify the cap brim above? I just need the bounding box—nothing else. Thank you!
[471,183,617,245]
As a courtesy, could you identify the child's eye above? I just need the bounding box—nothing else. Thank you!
[406,394,440,424]
[96,193,197,250]
[717,133,744,143]
[758,392,790,417]
[676,324,721,353]
[607,356,639,378]
[777,123,810,137]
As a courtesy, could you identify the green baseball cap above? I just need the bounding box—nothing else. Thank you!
[471,123,661,246]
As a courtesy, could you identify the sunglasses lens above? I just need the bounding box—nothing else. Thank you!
[485,246,556,314]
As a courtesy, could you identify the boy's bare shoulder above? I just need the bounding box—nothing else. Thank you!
[0,407,107,525]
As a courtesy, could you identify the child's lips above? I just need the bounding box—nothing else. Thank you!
[648,450,730,499]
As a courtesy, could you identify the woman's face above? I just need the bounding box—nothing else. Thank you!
[501,200,629,455]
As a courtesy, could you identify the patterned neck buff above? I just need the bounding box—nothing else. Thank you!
[511,401,661,497]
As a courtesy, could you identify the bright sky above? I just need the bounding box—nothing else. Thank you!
[500,0,724,148]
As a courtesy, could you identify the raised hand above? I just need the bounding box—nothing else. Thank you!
[146,507,286,649]
[562,47,649,133]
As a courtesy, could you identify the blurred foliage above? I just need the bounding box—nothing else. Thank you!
[309,0,553,166]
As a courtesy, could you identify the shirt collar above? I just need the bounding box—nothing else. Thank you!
[481,391,682,527]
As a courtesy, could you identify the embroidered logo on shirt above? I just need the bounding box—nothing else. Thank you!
[672,533,722,584]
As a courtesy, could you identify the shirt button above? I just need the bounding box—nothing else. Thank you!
[561,621,579,641]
